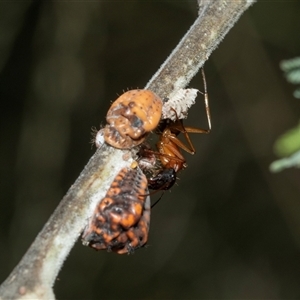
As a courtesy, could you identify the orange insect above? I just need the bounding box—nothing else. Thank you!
[82,166,150,254]
[141,68,211,191]
[103,89,163,149]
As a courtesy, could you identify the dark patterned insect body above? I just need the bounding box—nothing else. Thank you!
[82,166,150,254]
[147,168,176,190]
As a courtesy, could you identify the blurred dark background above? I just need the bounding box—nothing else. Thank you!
[1,1,300,299]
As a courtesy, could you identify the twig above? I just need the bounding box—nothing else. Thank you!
[146,0,254,98]
[0,147,132,300]
[0,1,255,299]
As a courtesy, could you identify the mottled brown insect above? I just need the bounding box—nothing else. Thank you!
[82,166,150,254]
[104,89,163,149]
[141,68,211,192]
[138,114,210,191]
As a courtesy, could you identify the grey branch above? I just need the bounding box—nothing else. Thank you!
[0,1,255,299]
[146,0,254,98]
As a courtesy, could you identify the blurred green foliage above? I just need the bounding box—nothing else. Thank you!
[273,122,300,157]
[280,57,300,99]
[270,57,300,172]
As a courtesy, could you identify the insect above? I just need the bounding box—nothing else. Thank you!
[147,168,177,191]
[140,68,211,192]
[82,166,150,254]
[103,89,163,149]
